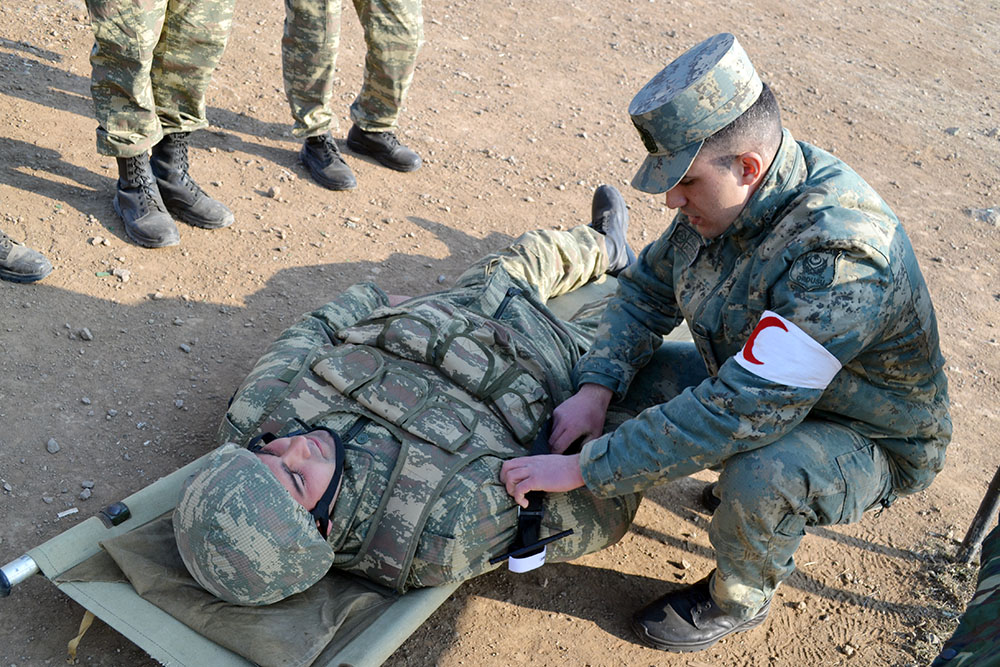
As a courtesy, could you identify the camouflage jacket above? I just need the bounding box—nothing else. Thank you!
[219,270,638,591]
[576,129,951,498]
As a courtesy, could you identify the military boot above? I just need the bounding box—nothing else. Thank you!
[114,154,180,248]
[0,230,53,283]
[151,132,234,229]
[589,184,636,276]
[301,133,357,190]
[632,573,770,652]
[346,125,422,172]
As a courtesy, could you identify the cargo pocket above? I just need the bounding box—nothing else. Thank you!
[834,444,886,525]
[406,530,457,587]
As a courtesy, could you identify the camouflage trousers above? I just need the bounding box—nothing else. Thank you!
[616,344,894,619]
[86,0,234,156]
[283,0,423,137]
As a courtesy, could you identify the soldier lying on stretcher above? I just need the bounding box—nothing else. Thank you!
[173,186,641,605]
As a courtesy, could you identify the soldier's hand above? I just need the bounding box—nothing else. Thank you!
[500,455,585,508]
[550,384,613,454]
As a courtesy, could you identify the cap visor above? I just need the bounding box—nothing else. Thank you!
[630,140,703,194]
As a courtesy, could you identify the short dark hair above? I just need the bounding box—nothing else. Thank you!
[701,82,782,165]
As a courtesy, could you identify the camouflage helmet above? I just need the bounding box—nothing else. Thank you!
[173,444,335,605]
[628,33,763,194]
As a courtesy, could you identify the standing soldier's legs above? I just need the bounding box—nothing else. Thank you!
[147,0,236,230]
[344,0,423,171]
[348,0,422,131]
[283,0,342,138]
[709,421,893,617]
[87,0,178,247]
[150,0,234,134]
[87,0,169,156]
[285,0,358,190]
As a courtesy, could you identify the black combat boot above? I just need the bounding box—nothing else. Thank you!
[346,125,422,172]
[589,184,636,276]
[631,573,770,652]
[114,154,180,248]
[0,229,52,283]
[151,132,234,229]
[300,133,357,190]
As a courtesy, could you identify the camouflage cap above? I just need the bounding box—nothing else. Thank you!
[173,444,335,606]
[628,33,763,194]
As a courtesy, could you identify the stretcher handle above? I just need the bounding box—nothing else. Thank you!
[1,555,39,597]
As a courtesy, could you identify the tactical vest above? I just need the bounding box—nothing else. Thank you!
[219,286,565,591]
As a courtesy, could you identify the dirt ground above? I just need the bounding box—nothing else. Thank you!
[1,0,998,664]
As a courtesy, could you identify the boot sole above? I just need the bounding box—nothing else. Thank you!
[0,265,54,283]
[630,607,769,653]
[114,198,180,249]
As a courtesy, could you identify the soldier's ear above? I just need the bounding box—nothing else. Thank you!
[737,151,765,186]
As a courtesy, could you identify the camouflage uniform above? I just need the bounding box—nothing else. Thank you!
[282,0,423,137]
[86,0,234,157]
[933,515,1000,666]
[206,226,638,596]
[577,130,951,617]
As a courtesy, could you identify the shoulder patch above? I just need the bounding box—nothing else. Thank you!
[667,222,702,264]
[788,251,840,291]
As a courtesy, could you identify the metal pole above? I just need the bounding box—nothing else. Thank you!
[1,555,40,597]
[956,465,1000,564]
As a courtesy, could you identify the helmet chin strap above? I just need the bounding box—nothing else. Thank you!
[247,423,346,538]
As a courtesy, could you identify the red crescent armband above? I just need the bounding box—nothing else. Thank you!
[733,311,842,389]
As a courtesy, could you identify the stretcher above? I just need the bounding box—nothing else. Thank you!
[1,275,651,667]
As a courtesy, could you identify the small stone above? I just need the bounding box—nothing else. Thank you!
[81,480,95,489]
[179,343,192,353]
[46,438,60,454]
[79,328,94,341]
[967,207,999,226]
[79,488,92,501]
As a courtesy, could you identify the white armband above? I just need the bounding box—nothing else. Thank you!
[733,311,842,390]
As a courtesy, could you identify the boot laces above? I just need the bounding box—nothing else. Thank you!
[126,158,165,213]
[166,134,204,197]
[311,134,343,162]
[380,132,401,149]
